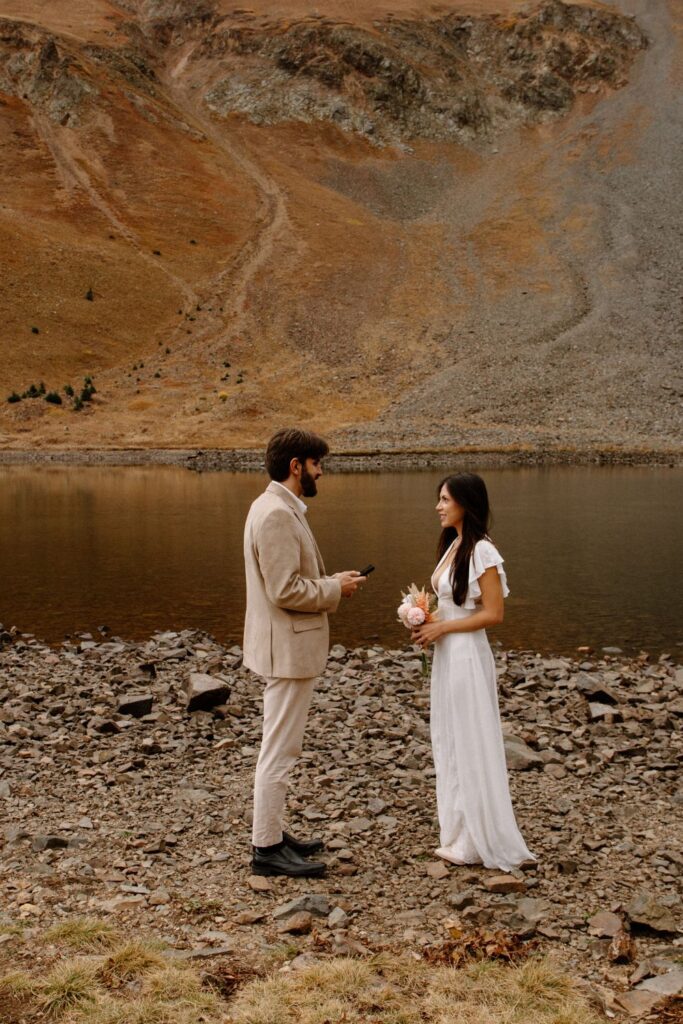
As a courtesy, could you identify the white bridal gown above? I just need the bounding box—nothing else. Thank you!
[430,539,534,872]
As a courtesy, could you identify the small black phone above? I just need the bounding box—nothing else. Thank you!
[358,564,375,577]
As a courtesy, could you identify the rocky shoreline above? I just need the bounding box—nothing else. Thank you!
[0,445,681,473]
[1,625,681,1016]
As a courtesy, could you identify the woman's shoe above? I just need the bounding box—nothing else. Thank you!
[435,846,482,866]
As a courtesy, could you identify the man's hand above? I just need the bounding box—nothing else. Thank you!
[334,571,366,597]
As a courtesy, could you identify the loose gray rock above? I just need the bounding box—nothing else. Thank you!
[273,894,331,919]
[636,969,683,997]
[277,911,313,934]
[504,735,543,770]
[505,897,548,937]
[118,692,154,717]
[31,835,69,852]
[588,910,623,937]
[328,906,349,928]
[626,893,679,934]
[185,673,230,712]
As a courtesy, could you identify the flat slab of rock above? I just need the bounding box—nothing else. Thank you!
[588,911,623,937]
[589,701,621,721]
[504,897,548,937]
[235,909,266,925]
[504,735,543,770]
[277,910,313,934]
[347,816,372,833]
[185,673,230,712]
[273,894,331,919]
[248,875,273,892]
[166,945,236,960]
[328,907,349,928]
[484,875,526,893]
[626,892,679,934]
[636,968,683,997]
[118,692,154,717]
[426,860,450,880]
[576,674,620,704]
[615,990,662,1016]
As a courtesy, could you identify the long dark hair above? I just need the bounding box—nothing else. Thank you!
[436,473,492,606]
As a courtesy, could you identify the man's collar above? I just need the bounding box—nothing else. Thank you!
[268,480,308,514]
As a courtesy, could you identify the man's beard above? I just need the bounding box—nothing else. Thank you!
[301,467,318,498]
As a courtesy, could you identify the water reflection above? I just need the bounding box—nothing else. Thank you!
[0,465,681,656]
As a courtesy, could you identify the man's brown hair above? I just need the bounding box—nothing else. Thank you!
[265,428,329,482]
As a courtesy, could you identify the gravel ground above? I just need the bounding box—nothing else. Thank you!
[1,625,681,1016]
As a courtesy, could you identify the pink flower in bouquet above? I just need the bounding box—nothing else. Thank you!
[397,583,439,675]
[406,606,426,627]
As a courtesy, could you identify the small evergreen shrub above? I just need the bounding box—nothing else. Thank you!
[45,392,63,405]
[7,392,21,403]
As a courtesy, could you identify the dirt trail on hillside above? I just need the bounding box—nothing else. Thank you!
[161,41,296,359]
[33,111,199,308]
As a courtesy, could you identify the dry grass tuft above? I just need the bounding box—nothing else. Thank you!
[39,959,99,1018]
[0,970,37,1024]
[0,970,34,994]
[10,919,606,1024]
[96,941,166,988]
[64,989,224,1024]
[45,919,121,952]
[228,955,604,1024]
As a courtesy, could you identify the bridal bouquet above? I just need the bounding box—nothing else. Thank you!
[397,584,439,676]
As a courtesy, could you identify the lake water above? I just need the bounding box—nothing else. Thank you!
[0,465,681,657]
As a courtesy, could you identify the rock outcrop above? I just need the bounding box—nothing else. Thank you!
[199,1,647,144]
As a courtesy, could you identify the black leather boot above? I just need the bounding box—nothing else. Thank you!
[283,831,325,856]
[251,841,326,878]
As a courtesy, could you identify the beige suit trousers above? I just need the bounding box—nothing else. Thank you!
[252,675,317,847]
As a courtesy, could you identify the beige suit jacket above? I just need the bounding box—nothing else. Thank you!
[243,482,342,679]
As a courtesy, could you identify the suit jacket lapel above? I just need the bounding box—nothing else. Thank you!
[265,482,326,574]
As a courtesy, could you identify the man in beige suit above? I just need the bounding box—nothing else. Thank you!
[244,428,364,877]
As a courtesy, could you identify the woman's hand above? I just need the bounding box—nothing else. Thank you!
[411,621,444,648]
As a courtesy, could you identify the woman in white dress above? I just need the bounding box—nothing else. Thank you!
[411,472,534,872]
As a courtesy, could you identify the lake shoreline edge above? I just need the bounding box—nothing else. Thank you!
[0,444,681,472]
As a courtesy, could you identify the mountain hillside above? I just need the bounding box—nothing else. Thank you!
[0,0,680,454]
